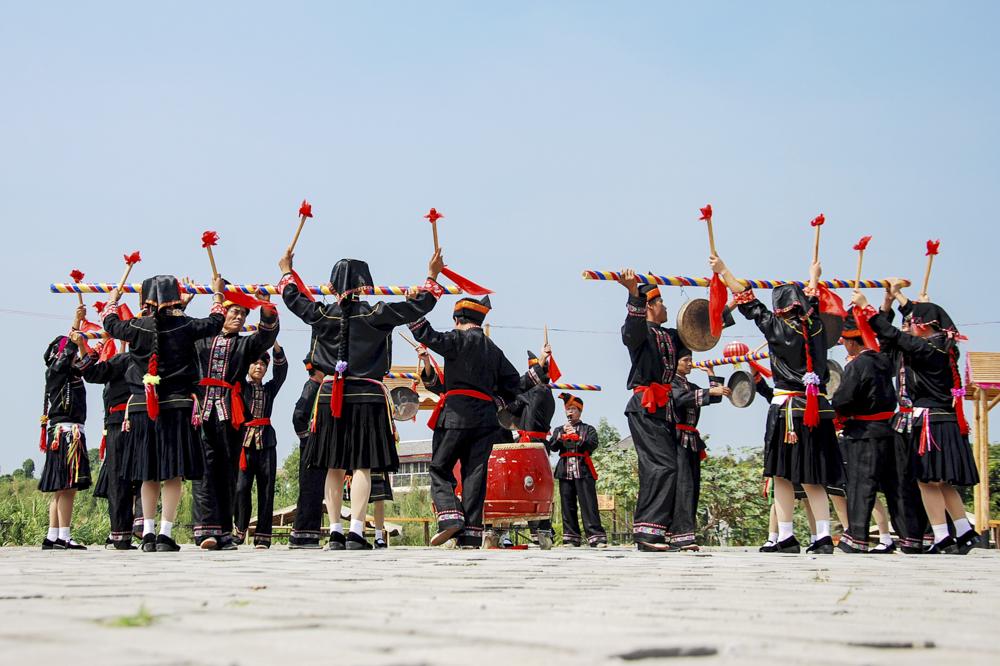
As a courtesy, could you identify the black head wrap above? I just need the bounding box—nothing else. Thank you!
[140,275,182,310]
[772,284,813,317]
[453,295,491,325]
[907,302,958,334]
[43,336,69,366]
[330,259,374,300]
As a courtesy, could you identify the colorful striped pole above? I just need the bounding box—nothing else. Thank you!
[581,270,908,290]
[51,282,464,296]
[384,372,421,380]
[548,383,602,391]
[693,351,770,369]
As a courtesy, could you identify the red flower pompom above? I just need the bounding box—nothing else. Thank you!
[424,208,444,224]
[201,231,219,248]
[94,301,107,314]
[299,199,313,218]
[810,213,825,227]
[926,239,940,256]
[853,235,872,251]
[124,251,142,265]
[699,204,713,222]
[70,269,85,283]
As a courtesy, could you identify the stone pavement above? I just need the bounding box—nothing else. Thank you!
[2,545,999,665]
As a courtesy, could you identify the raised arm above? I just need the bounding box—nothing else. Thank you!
[409,318,460,357]
[277,248,324,325]
[266,343,288,395]
[619,268,650,351]
[370,249,446,329]
[245,299,280,358]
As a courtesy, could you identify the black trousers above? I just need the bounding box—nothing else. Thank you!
[560,476,607,545]
[105,430,137,544]
[291,439,327,545]
[192,415,239,543]
[234,447,277,546]
[430,426,498,547]
[627,412,680,545]
[132,496,144,537]
[668,445,700,547]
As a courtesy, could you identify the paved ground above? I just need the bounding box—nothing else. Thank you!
[2,545,998,665]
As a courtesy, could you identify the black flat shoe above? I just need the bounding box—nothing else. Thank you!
[52,539,69,550]
[155,534,181,552]
[925,536,959,555]
[776,536,801,554]
[65,540,87,550]
[346,532,373,550]
[327,532,346,551]
[870,541,896,554]
[900,545,923,555]
[218,535,238,551]
[955,529,978,555]
[141,534,157,553]
[374,536,388,549]
[758,540,778,553]
[806,536,834,554]
[837,540,864,554]
[41,538,57,550]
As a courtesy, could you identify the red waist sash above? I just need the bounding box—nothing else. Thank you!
[849,411,896,422]
[199,378,245,429]
[427,389,493,429]
[517,430,549,443]
[560,451,598,480]
[243,418,271,428]
[633,383,670,414]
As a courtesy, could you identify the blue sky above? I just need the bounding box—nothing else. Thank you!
[2,2,998,473]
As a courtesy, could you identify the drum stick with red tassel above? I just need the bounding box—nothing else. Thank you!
[853,236,872,288]
[288,199,313,254]
[700,205,728,337]
[700,204,717,256]
[69,270,85,306]
[202,231,220,278]
[811,213,825,264]
[117,251,142,292]
[423,208,491,295]
[921,240,940,301]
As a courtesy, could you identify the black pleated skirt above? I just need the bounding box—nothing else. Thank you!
[119,408,205,482]
[763,406,843,486]
[343,471,395,502]
[305,401,398,473]
[39,427,92,492]
[911,419,979,486]
[93,427,119,499]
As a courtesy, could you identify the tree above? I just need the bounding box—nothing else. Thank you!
[21,459,35,480]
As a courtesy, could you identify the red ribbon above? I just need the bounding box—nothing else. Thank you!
[440,266,492,296]
[243,418,271,427]
[145,354,160,421]
[634,383,670,414]
[239,447,248,472]
[852,305,880,352]
[708,273,727,337]
[222,288,273,311]
[559,451,598,480]
[329,375,344,418]
[286,269,316,302]
[547,354,563,383]
[816,284,847,318]
[426,389,493,429]
[198,378,245,429]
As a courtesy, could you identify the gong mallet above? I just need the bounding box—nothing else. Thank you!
[921,240,940,301]
[853,236,872,288]
[201,231,220,279]
[699,204,717,255]
[69,269,85,306]
[288,199,313,254]
[117,251,142,292]
[810,213,825,264]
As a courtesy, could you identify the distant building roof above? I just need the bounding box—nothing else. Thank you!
[615,435,634,450]
[398,439,433,458]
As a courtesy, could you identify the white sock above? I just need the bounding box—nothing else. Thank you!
[767,532,778,543]
[58,527,70,541]
[374,529,383,540]
[809,534,817,544]
[143,518,155,536]
[777,521,794,542]
[879,533,894,546]
[953,517,972,535]
[47,528,58,541]
[931,523,950,543]
[816,520,831,540]
[160,520,173,538]
[331,522,344,534]
[350,519,364,536]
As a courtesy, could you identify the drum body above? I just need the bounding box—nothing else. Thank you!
[455,442,554,523]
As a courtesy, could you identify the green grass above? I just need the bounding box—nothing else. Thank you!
[100,604,156,628]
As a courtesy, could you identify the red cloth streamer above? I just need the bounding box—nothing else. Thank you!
[810,213,825,227]
[99,433,107,461]
[223,289,272,311]
[329,376,345,418]
[145,354,160,421]
[94,301,107,315]
[547,354,563,383]
[853,235,872,251]
[699,204,713,221]
[124,251,142,265]
[201,230,219,248]
[239,447,248,472]
[926,239,940,256]
[440,266,492,295]
[801,326,819,428]
[424,208,444,223]
[70,269,85,283]
[98,339,118,362]
[118,303,135,321]
[708,272,727,337]
[39,424,47,453]
[299,200,313,218]
[852,305,880,352]
[949,348,970,436]
[815,283,847,318]
[287,269,316,302]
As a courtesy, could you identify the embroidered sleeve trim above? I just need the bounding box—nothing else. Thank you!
[276,273,295,293]
[732,289,756,305]
[626,295,646,317]
[408,317,427,331]
[101,301,119,321]
[209,303,226,316]
[423,278,445,299]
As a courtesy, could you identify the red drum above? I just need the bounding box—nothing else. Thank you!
[455,442,554,523]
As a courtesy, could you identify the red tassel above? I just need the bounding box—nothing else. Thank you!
[708,272,727,337]
[547,355,563,383]
[816,284,847,318]
[99,433,107,461]
[955,399,969,436]
[290,269,316,302]
[852,305,880,352]
[39,425,47,453]
[440,266,492,295]
[230,381,245,429]
[330,376,345,418]
[239,447,248,472]
[949,348,970,436]
[145,354,160,421]
[804,387,820,428]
